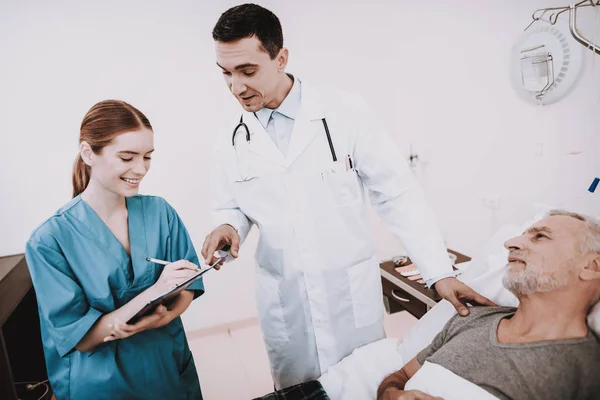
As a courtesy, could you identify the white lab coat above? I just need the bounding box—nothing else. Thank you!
[210,81,452,389]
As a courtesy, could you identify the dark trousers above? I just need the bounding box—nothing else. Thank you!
[253,380,330,400]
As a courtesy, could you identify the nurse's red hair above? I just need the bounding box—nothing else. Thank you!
[72,100,152,197]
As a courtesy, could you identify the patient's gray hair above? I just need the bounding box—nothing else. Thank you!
[547,210,600,254]
[548,210,600,307]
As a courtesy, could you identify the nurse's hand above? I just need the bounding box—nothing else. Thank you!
[103,290,195,342]
[201,224,240,269]
[434,277,496,316]
[153,259,200,293]
[104,306,171,342]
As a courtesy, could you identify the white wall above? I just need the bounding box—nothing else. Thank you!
[1,0,599,331]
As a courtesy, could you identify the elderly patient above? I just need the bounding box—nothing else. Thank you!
[377,210,600,400]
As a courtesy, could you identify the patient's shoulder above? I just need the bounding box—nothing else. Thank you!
[467,305,516,318]
[454,305,515,320]
[446,306,515,331]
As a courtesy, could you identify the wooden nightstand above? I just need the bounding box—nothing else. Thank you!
[0,254,52,400]
[379,250,471,319]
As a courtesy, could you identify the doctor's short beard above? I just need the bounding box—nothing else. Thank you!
[502,263,570,297]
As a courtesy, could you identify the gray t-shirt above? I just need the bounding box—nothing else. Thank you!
[417,306,600,400]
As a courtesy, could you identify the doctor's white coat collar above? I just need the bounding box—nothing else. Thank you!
[255,74,302,127]
[239,79,326,168]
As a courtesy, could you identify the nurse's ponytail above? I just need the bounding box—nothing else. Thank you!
[71,100,152,198]
[72,156,91,198]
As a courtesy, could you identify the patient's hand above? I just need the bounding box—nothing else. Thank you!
[391,389,443,400]
[434,277,496,316]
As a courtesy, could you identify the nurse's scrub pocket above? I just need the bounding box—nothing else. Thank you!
[321,161,360,206]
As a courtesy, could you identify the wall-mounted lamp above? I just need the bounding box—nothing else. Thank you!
[519,45,555,100]
[510,19,584,105]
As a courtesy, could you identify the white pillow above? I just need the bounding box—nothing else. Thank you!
[406,361,499,400]
[588,299,600,333]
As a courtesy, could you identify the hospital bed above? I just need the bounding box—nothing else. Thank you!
[318,215,600,400]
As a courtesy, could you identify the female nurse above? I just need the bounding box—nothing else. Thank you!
[25,100,204,399]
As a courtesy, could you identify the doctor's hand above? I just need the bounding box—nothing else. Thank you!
[201,224,240,269]
[434,277,496,316]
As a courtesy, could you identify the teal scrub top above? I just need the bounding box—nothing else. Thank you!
[25,195,204,400]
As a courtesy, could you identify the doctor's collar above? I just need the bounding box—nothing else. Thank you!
[254,74,301,127]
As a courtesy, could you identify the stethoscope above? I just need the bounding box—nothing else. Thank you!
[231,114,338,165]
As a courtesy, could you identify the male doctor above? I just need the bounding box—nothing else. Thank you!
[202,3,494,390]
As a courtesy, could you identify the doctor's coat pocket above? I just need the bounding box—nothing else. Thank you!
[347,256,384,328]
[321,166,361,206]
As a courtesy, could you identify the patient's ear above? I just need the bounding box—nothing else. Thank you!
[580,254,600,282]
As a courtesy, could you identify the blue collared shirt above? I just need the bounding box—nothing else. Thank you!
[255,75,301,157]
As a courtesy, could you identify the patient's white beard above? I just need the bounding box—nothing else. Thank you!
[502,264,568,296]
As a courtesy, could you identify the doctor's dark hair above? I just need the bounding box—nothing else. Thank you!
[212,3,283,59]
[72,100,152,198]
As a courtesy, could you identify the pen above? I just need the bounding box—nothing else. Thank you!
[345,154,354,170]
[147,257,202,272]
[146,256,227,270]
[146,257,170,265]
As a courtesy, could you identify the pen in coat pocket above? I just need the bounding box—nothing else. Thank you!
[345,154,354,171]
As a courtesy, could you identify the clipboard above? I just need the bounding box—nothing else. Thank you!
[127,256,226,324]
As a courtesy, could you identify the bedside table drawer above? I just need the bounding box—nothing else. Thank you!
[382,278,427,319]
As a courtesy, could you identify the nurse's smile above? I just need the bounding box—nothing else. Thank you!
[121,177,142,186]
